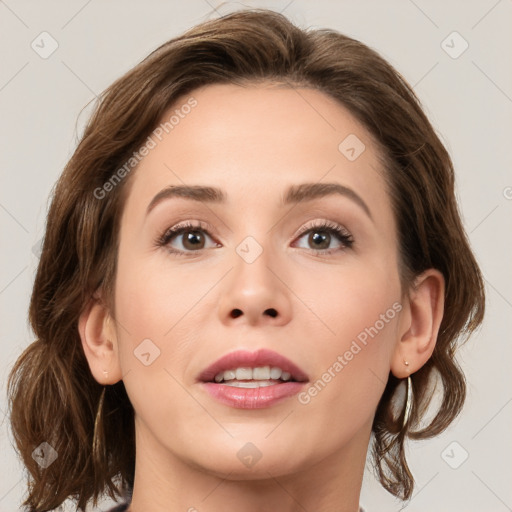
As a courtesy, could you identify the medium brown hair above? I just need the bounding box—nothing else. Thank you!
[7,8,485,510]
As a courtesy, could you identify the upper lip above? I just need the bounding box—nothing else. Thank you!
[198,348,309,383]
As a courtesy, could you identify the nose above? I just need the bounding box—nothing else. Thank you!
[217,246,293,327]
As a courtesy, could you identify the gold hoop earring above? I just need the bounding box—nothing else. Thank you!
[402,375,413,429]
[92,386,106,464]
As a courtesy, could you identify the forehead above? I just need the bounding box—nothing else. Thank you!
[123,83,389,219]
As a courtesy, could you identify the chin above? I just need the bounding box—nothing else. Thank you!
[181,435,317,479]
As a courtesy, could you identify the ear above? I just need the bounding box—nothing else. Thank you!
[391,269,445,379]
[78,291,123,385]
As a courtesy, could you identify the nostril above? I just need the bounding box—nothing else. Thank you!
[230,309,243,318]
[265,308,277,318]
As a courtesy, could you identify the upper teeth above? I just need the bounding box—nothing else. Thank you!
[214,366,292,383]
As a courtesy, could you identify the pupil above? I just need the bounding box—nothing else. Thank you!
[184,231,203,249]
[310,231,329,249]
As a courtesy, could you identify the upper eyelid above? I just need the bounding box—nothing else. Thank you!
[162,219,352,245]
[166,219,348,232]
[295,219,350,235]
[164,220,215,235]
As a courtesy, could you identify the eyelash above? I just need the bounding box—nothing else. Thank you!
[156,220,354,256]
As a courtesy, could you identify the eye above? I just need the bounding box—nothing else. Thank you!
[157,221,219,255]
[156,219,353,256]
[293,220,354,254]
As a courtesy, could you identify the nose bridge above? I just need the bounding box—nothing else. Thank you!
[229,198,276,274]
[232,232,277,300]
[216,229,292,326]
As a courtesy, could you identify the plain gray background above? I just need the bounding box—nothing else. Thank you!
[1,1,511,511]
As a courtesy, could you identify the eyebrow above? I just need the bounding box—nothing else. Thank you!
[146,182,372,219]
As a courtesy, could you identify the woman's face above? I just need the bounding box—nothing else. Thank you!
[112,83,404,477]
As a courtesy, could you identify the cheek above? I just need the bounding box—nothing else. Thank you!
[114,247,214,339]
[112,247,228,413]
[302,257,400,343]
[112,252,203,426]
[296,261,400,409]
[295,321,398,449]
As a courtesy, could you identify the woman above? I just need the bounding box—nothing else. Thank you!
[7,9,484,512]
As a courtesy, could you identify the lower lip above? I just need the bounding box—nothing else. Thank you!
[201,381,307,409]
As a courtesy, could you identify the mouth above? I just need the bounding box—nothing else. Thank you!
[197,348,309,384]
[197,349,309,409]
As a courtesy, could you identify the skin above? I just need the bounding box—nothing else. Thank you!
[79,83,444,512]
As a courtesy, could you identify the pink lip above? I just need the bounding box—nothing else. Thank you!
[197,348,309,383]
[201,381,307,409]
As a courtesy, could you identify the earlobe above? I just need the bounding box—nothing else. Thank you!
[78,293,122,385]
[391,269,445,379]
